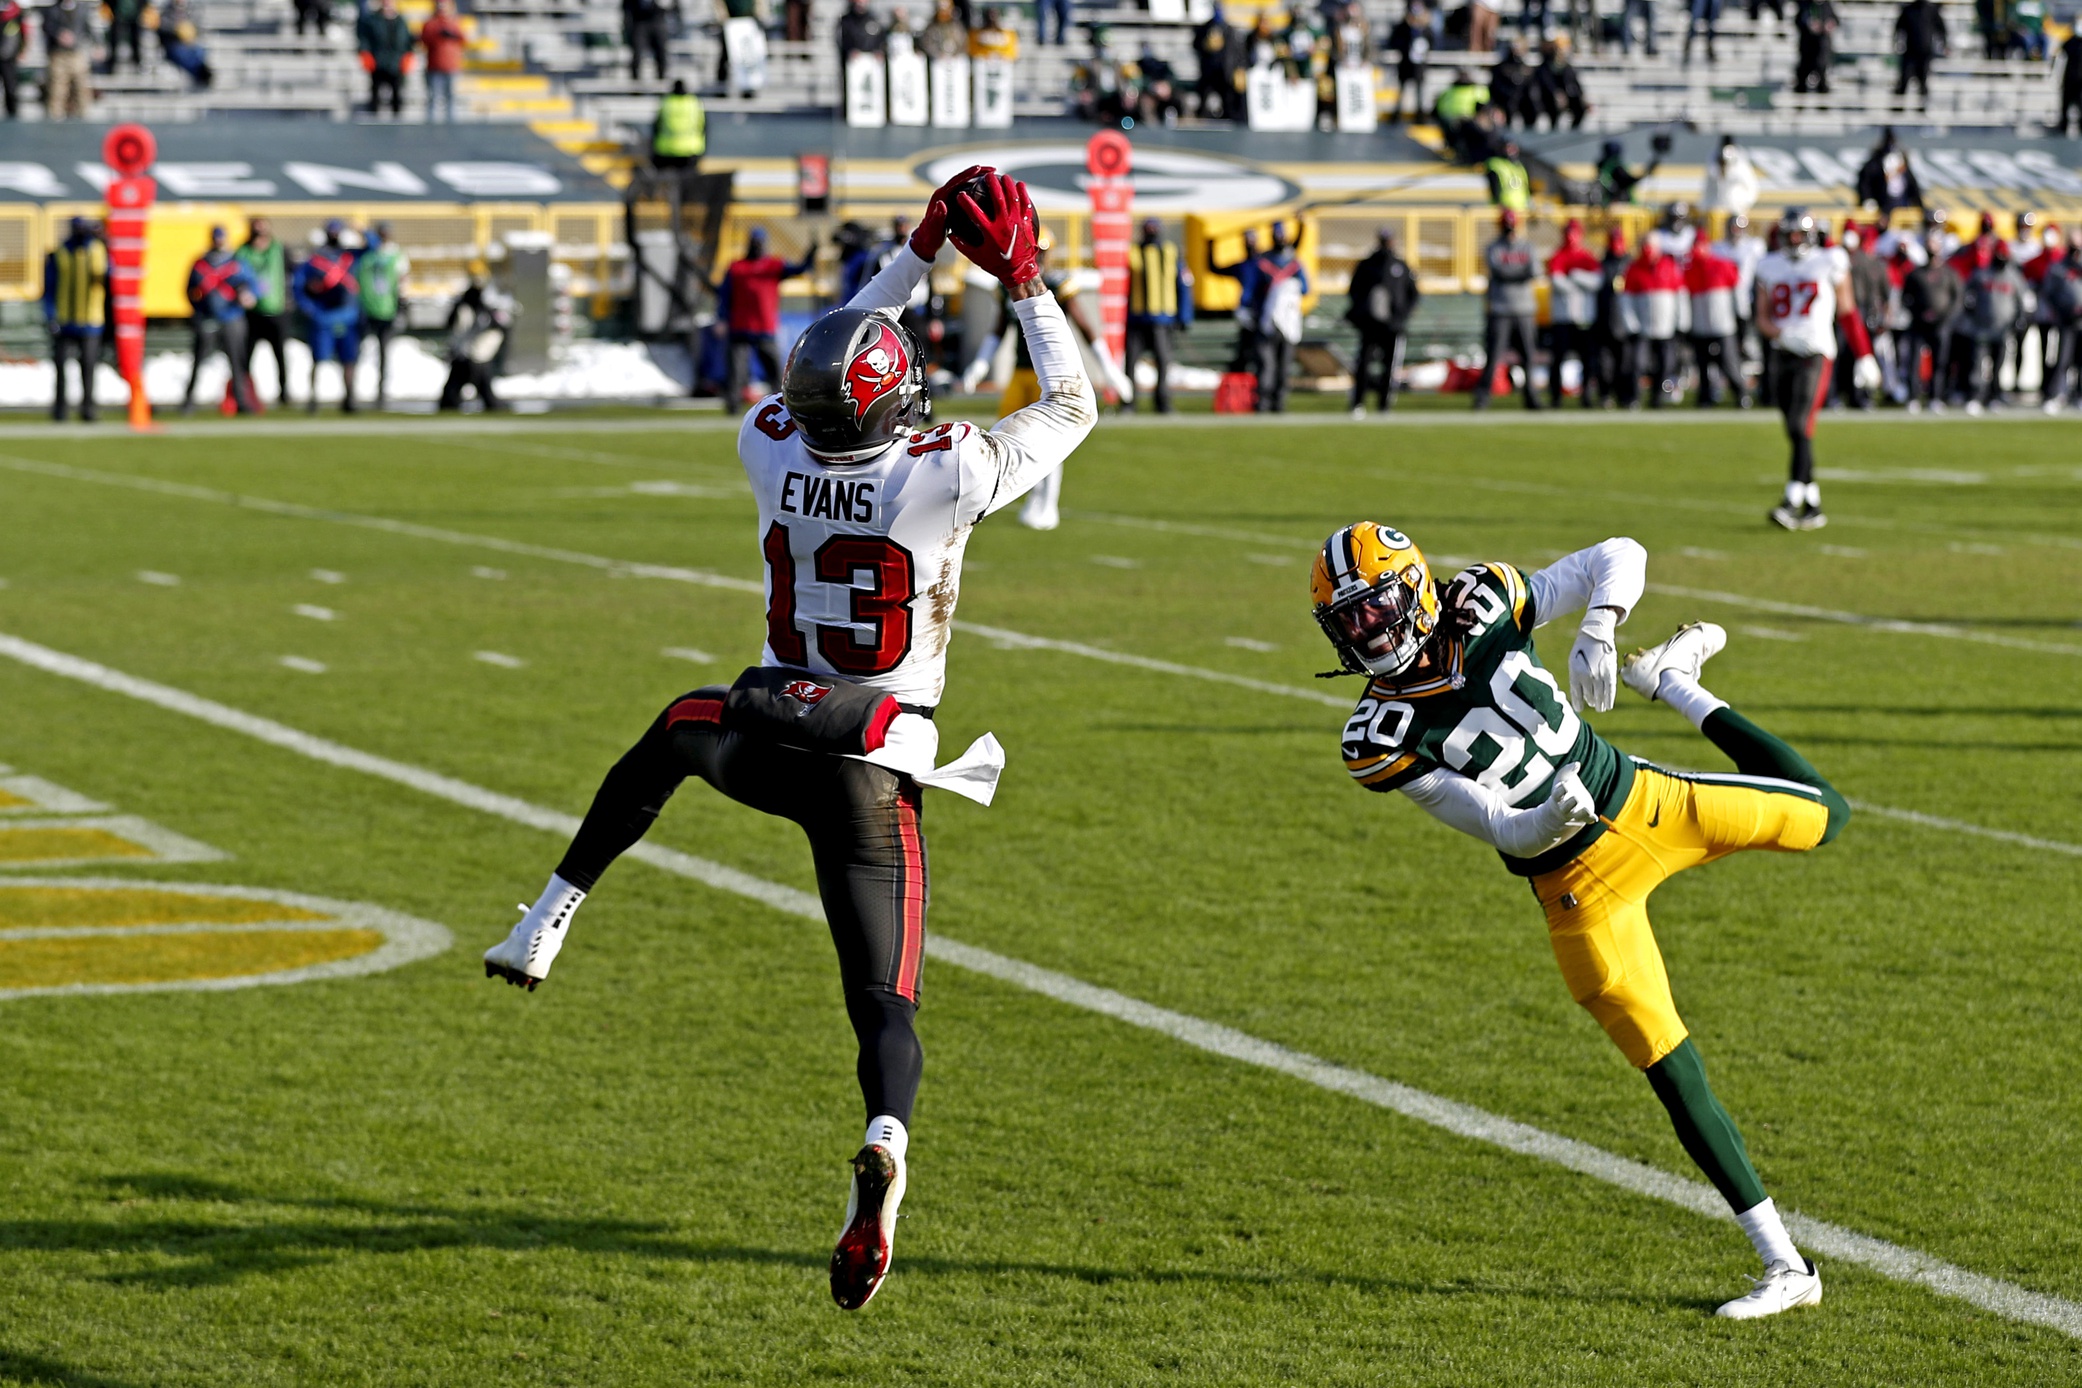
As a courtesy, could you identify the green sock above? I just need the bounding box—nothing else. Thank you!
[1700,706,1851,844]
[1644,1039,1769,1213]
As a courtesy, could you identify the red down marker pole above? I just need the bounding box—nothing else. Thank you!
[102,124,158,432]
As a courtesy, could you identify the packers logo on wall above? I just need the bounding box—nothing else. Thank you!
[0,878,451,1002]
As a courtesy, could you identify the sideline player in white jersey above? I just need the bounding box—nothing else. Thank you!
[481,169,1096,1310]
[1753,207,1882,531]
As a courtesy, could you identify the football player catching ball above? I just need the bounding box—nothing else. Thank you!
[482,169,1096,1311]
[1754,207,1882,531]
[1316,523,1850,1319]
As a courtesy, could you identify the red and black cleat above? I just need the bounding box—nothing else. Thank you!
[830,1143,903,1310]
[484,959,540,991]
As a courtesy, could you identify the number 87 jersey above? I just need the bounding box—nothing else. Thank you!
[742,396,1065,710]
[1343,562,1634,874]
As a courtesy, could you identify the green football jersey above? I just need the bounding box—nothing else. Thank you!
[1340,560,1634,876]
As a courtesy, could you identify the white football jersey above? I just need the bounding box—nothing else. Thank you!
[1754,247,1846,359]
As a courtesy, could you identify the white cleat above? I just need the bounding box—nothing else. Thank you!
[830,1143,907,1310]
[1716,1257,1822,1320]
[1622,621,1727,703]
[483,895,578,991]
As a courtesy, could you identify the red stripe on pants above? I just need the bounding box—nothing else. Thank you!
[665,696,723,728]
[893,787,925,1002]
[1802,357,1833,438]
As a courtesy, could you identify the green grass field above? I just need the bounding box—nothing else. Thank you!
[0,409,2077,1385]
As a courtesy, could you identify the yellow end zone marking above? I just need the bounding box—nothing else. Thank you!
[0,774,111,815]
[0,879,450,1000]
[0,815,226,870]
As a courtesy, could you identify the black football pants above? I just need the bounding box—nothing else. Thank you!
[1350,328,1404,410]
[1769,351,1829,484]
[553,692,928,1125]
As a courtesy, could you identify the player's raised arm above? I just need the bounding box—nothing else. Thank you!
[948,173,1098,518]
[1526,537,1647,712]
[1399,761,1600,858]
[845,165,993,314]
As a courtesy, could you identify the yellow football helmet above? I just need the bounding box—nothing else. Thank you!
[1311,522,1439,677]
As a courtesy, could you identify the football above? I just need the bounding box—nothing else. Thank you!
[942,169,1001,246]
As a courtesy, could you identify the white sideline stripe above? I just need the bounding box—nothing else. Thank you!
[1847,800,2082,859]
[1650,584,2082,659]
[0,631,2077,1341]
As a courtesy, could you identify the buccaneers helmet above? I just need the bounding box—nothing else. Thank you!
[782,307,930,463]
[1778,206,1820,258]
[1311,522,1440,678]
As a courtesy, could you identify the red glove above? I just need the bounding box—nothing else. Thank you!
[909,164,992,261]
[359,50,375,70]
[401,51,415,71]
[950,173,1041,287]
[1836,308,1873,360]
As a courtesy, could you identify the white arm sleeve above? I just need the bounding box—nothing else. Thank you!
[847,246,934,314]
[1526,537,1647,629]
[963,291,1099,520]
[1398,768,1587,859]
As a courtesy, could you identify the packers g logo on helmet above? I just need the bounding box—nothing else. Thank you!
[1311,522,1439,677]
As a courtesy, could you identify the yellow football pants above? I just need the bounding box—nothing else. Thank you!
[997,368,1041,419]
[1530,765,1831,1069]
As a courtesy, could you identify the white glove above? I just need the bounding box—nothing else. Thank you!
[1536,761,1599,840]
[1568,608,1619,713]
[1853,354,1883,394]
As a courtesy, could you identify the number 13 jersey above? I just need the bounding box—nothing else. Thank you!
[739,386,1078,709]
[1340,562,1635,875]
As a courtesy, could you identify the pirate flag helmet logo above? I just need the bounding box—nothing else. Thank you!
[782,308,930,463]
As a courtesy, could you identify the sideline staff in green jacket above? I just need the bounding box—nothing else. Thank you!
[653,79,706,171]
[357,221,412,410]
[237,216,293,406]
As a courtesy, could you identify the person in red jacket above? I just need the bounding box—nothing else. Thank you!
[711,226,817,409]
[1943,212,1998,401]
[1685,239,1750,407]
[419,0,466,122]
[1544,218,1603,409]
[1623,234,1686,408]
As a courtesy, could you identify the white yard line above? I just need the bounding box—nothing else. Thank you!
[1648,584,2082,659]
[0,627,2074,1340]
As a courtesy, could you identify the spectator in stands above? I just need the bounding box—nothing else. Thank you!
[1469,0,1499,53]
[1856,128,1923,216]
[1749,0,1783,23]
[39,0,92,118]
[1332,2,1369,66]
[1544,219,1599,406]
[885,4,915,55]
[1623,231,1684,407]
[1962,240,2026,413]
[1037,0,1071,45]
[1071,26,1131,123]
[2006,0,2045,59]
[2040,230,2081,411]
[1617,0,1656,57]
[970,7,1016,60]
[156,0,213,87]
[183,227,260,416]
[652,77,705,170]
[1475,209,1541,410]
[711,227,813,409]
[1121,219,1191,414]
[2054,25,2082,133]
[921,0,966,57]
[41,217,103,422]
[1384,4,1430,121]
[1193,3,1239,118]
[1489,40,1534,124]
[1209,227,1263,373]
[104,0,141,72]
[1535,37,1587,126]
[1131,42,1183,124]
[1434,68,1489,160]
[1346,226,1417,414]
[440,263,513,412]
[1683,0,1719,63]
[359,0,415,116]
[1592,226,1634,406]
[0,0,23,120]
[1792,0,1838,92]
[622,0,673,79]
[356,221,409,411]
[837,0,885,63]
[294,0,329,36]
[295,219,365,414]
[1685,236,1747,406]
[1901,225,1961,412]
[1892,0,1944,104]
[1702,134,1759,216]
[1973,0,1999,58]
[1519,0,1548,41]
[1594,134,1663,205]
[1250,223,1307,414]
[420,0,466,121]
[237,217,293,407]
[1486,137,1531,213]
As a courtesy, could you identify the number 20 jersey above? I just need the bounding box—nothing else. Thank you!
[1340,562,1636,876]
[739,396,1018,709]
